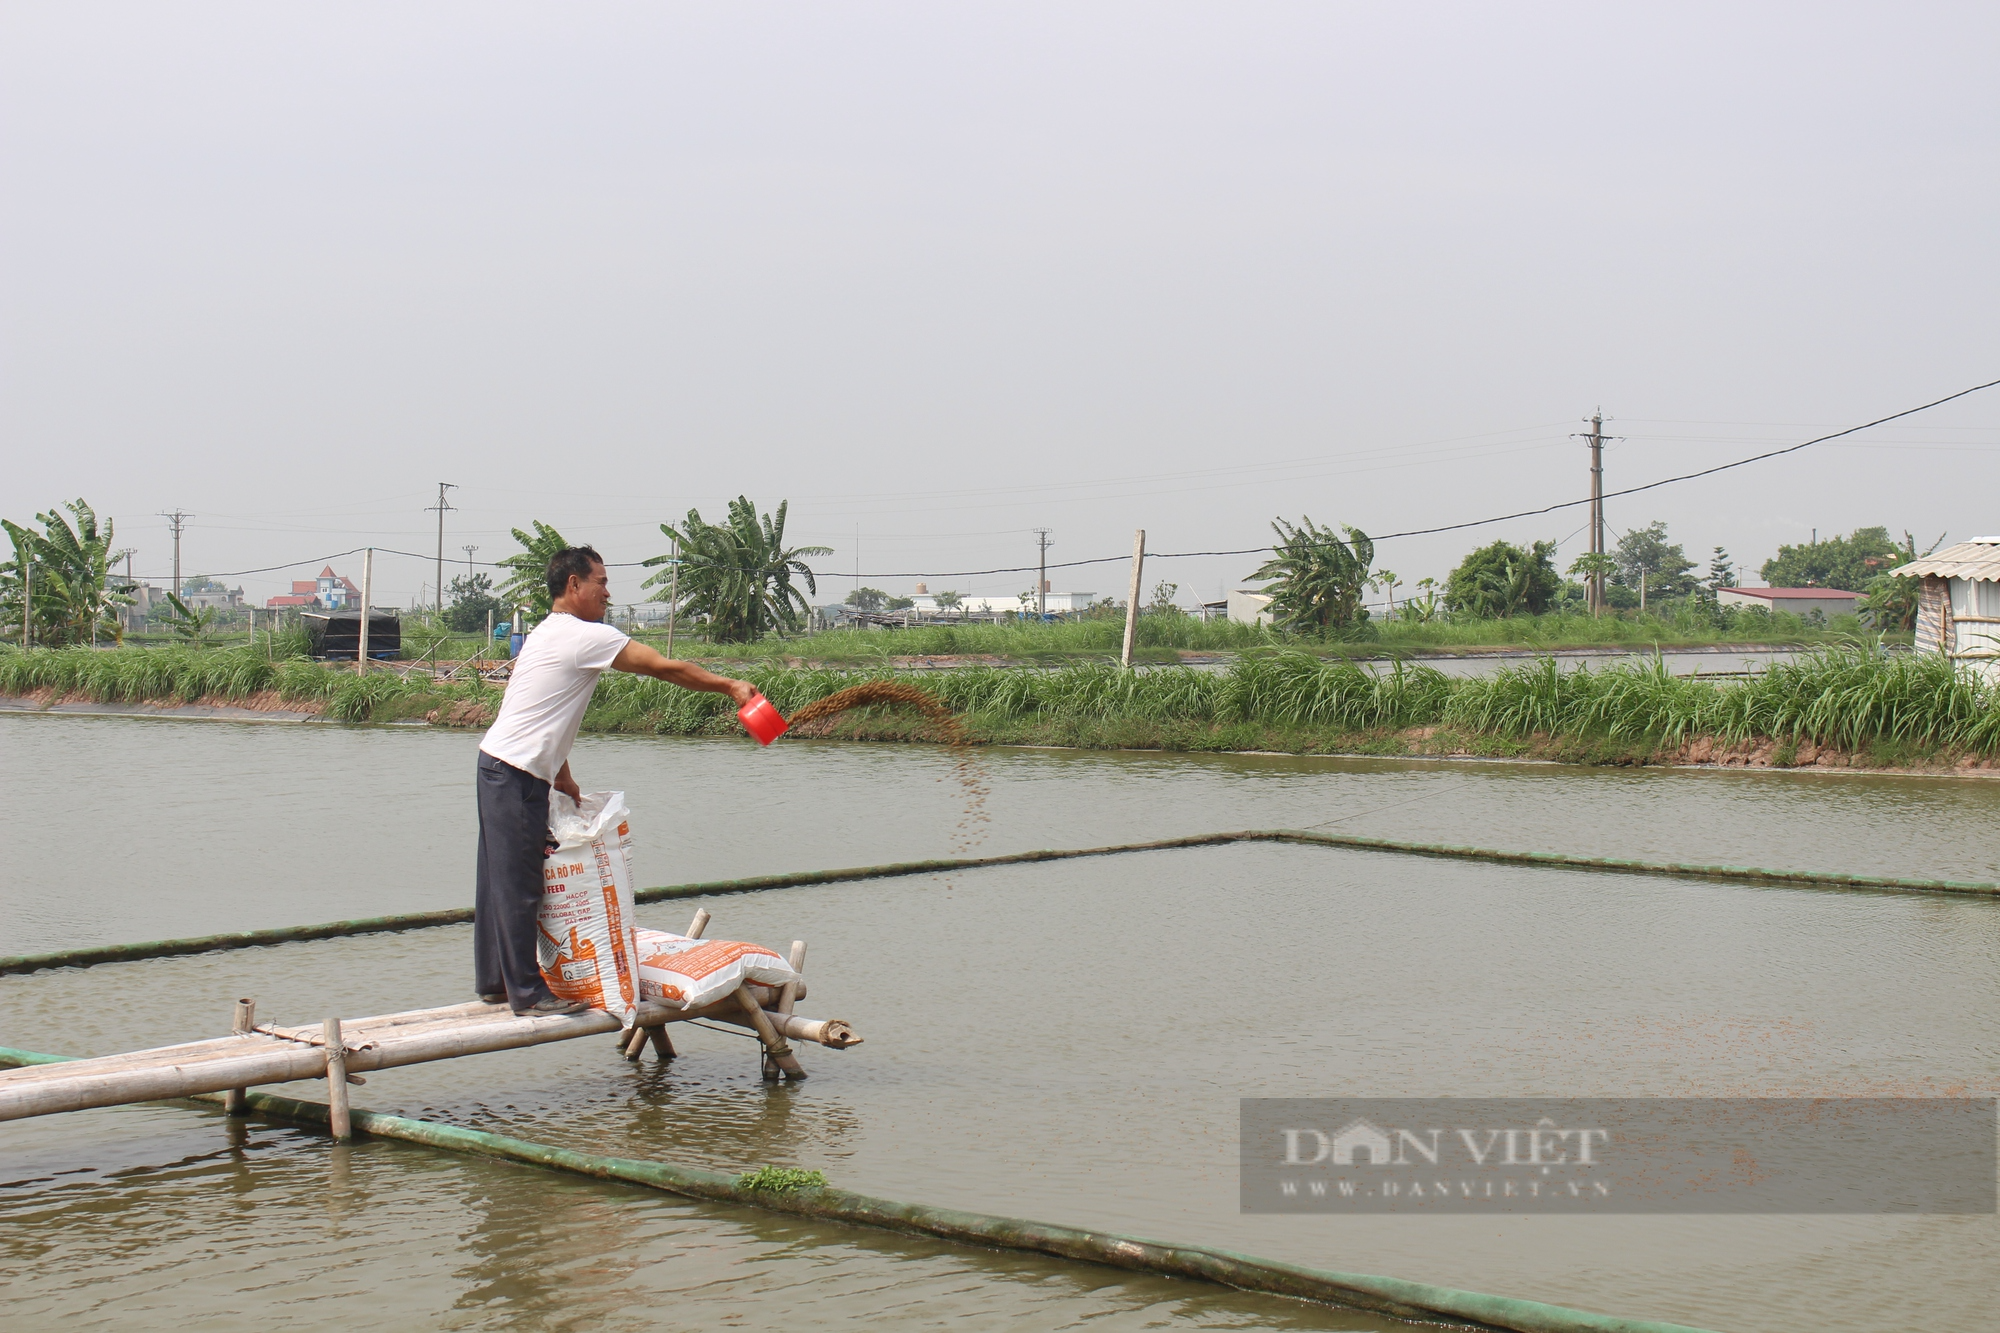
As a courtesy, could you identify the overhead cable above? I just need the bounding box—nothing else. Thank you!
[120,376,1999,585]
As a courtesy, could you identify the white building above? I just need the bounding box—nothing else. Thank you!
[1715,587,1861,619]
[907,588,1098,616]
[1227,589,1274,625]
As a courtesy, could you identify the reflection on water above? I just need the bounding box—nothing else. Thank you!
[3,715,1999,1330]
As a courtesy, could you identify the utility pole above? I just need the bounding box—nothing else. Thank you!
[666,536,680,659]
[1036,528,1054,618]
[159,510,192,597]
[426,483,458,613]
[357,548,374,674]
[1582,414,1605,613]
[459,544,479,617]
[1120,530,1146,668]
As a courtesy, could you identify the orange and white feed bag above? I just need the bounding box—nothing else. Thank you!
[535,790,640,1027]
[633,927,800,1010]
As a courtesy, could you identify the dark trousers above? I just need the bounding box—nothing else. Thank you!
[474,752,552,1011]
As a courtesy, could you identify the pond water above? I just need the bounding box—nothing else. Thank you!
[2,713,1997,1331]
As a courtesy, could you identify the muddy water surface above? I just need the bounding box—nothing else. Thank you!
[2,713,1997,1331]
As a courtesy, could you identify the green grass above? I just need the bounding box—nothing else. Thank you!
[735,1166,827,1194]
[0,645,499,723]
[634,606,1866,665]
[5,640,1989,766]
[582,643,2000,761]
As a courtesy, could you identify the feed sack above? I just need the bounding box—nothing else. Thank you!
[633,928,800,1010]
[536,791,639,1026]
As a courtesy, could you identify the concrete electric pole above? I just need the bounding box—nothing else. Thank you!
[1583,414,1605,613]
[159,510,192,597]
[1120,530,1145,668]
[427,483,458,613]
[1033,528,1052,619]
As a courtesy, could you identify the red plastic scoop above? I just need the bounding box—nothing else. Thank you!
[737,692,789,745]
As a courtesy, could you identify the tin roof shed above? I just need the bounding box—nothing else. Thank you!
[1890,538,2000,669]
[1890,538,2000,581]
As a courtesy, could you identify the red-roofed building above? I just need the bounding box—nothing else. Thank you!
[266,566,362,610]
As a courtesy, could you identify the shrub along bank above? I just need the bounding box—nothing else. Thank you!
[3,644,1994,770]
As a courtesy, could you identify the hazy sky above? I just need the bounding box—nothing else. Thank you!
[4,3,1997,609]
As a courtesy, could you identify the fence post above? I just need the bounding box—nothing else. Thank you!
[356,548,374,673]
[1120,529,1145,669]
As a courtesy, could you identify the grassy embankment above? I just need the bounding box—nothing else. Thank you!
[3,642,1992,771]
[631,607,1867,665]
[108,606,1869,668]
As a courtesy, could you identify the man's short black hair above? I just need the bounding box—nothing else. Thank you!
[547,547,605,601]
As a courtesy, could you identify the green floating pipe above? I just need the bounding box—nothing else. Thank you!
[0,1046,1714,1333]
[4,828,1994,977]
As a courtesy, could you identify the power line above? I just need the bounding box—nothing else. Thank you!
[123,377,2000,587]
[820,375,2000,579]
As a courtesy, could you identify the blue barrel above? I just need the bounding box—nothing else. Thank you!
[508,632,525,658]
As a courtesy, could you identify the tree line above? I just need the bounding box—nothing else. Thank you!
[1,491,1934,652]
[1248,518,1926,636]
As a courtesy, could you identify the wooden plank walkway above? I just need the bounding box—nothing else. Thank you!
[0,993,861,1124]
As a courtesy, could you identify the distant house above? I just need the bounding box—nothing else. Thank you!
[1715,587,1861,619]
[1891,537,2000,664]
[1228,589,1274,626]
[178,579,245,610]
[907,589,1099,615]
[266,565,362,611]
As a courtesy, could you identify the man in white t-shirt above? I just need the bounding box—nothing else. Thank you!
[475,545,755,1015]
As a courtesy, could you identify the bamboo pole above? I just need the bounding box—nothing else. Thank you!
[223,997,255,1115]
[0,1005,620,1120]
[685,908,710,939]
[323,1017,351,1140]
[735,986,806,1080]
[700,1008,857,1048]
[647,1026,677,1059]
[778,941,806,1017]
[0,998,858,1121]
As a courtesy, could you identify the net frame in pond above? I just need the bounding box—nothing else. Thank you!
[5,827,1993,980]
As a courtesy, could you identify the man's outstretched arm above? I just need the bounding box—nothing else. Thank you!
[610,641,758,706]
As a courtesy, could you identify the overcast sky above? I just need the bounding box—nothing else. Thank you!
[4,2,1997,609]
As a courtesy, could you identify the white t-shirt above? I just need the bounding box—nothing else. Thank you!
[478,613,632,782]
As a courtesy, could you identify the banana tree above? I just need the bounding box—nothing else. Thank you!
[0,499,132,646]
[1250,517,1375,634]
[495,520,571,619]
[161,592,220,647]
[642,497,829,642]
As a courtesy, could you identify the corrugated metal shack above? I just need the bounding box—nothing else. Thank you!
[1891,538,2000,671]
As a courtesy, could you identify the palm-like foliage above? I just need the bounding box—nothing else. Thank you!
[1250,517,1375,634]
[642,497,830,643]
[1,499,132,646]
[161,593,220,647]
[495,520,571,618]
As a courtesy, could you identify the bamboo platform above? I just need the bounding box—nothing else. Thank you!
[0,989,861,1127]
